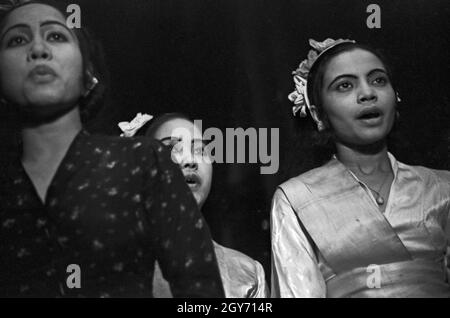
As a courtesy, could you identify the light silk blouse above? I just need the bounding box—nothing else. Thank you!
[154,241,269,298]
[271,153,450,297]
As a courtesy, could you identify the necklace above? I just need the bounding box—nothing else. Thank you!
[365,172,390,205]
[334,154,392,206]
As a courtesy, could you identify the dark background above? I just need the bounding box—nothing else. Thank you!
[5,0,450,280]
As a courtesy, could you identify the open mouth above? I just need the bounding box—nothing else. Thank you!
[357,108,382,121]
[184,173,201,189]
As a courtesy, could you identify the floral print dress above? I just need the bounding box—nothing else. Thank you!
[0,130,224,297]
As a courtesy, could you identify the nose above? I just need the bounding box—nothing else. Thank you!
[27,38,52,61]
[180,150,198,170]
[183,160,198,170]
[357,81,377,104]
[171,147,198,170]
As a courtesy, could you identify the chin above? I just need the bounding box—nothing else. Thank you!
[24,81,82,106]
[24,88,65,104]
[353,133,388,147]
[354,125,391,143]
[26,87,81,108]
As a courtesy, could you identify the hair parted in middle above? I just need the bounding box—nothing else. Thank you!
[0,0,110,123]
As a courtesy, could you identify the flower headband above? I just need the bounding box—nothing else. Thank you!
[118,113,153,137]
[288,38,355,121]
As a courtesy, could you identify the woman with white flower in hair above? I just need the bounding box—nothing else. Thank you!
[119,112,270,298]
[270,38,450,297]
[0,0,223,297]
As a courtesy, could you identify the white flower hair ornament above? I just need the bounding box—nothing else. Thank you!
[118,113,153,137]
[288,38,355,124]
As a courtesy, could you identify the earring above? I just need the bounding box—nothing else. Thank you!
[396,92,401,103]
[83,76,99,98]
[317,121,325,132]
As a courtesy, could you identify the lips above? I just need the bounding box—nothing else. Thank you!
[28,65,57,82]
[357,107,382,119]
[356,107,383,125]
[184,172,202,190]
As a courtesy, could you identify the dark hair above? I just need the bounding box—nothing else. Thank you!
[0,0,109,124]
[144,112,192,137]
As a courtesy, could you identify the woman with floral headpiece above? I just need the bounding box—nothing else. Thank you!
[0,0,224,297]
[119,112,270,298]
[270,38,450,297]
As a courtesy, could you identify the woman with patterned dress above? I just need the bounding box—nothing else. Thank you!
[0,0,224,297]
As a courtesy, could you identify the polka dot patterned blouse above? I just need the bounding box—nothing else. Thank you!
[0,130,224,297]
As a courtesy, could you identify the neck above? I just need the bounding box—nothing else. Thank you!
[335,140,391,175]
[21,107,82,164]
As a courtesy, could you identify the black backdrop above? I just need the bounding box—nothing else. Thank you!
[4,0,450,279]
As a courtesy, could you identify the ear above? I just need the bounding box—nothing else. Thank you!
[84,62,94,84]
[83,65,99,98]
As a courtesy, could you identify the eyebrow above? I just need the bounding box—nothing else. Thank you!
[160,136,180,143]
[327,68,387,89]
[160,137,208,145]
[0,23,28,42]
[40,20,72,33]
[0,20,73,43]
[192,138,207,143]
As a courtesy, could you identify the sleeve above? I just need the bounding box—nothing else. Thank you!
[445,174,450,283]
[251,260,270,298]
[446,202,449,283]
[270,188,326,298]
[142,141,224,298]
[436,169,450,283]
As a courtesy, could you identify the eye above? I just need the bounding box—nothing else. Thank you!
[192,145,205,156]
[47,32,67,42]
[6,35,27,47]
[336,81,353,92]
[171,142,184,154]
[372,76,388,86]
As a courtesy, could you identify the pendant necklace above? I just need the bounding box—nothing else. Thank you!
[366,172,390,206]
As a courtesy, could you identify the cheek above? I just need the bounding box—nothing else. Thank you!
[171,151,183,166]
[199,163,213,190]
[0,52,24,92]
[381,90,396,111]
[322,95,354,125]
[57,47,84,90]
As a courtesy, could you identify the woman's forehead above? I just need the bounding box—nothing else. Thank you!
[2,3,66,31]
[323,49,386,80]
[156,118,202,140]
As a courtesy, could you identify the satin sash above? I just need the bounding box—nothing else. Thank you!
[326,259,450,298]
[280,159,411,274]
